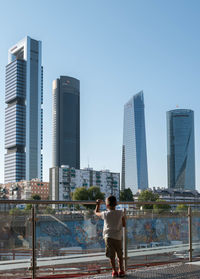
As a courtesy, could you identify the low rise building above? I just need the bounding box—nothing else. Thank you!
[134,187,200,209]
[49,166,120,202]
[3,179,49,200]
[153,187,200,208]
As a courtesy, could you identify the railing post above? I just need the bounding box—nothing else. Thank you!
[123,208,127,271]
[188,206,192,262]
[31,204,37,279]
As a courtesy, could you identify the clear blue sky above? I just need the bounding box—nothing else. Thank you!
[0,0,200,190]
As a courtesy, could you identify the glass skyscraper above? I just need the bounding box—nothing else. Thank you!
[121,91,148,194]
[5,36,43,183]
[52,76,80,169]
[167,109,195,190]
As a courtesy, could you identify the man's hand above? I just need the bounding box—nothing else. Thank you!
[95,199,102,217]
[96,199,102,205]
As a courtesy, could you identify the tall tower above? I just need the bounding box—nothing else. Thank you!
[121,91,148,194]
[5,36,43,183]
[52,76,80,169]
[167,109,195,190]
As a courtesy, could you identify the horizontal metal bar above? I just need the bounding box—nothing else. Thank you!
[0,199,200,205]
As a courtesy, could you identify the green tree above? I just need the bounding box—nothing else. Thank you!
[72,186,105,209]
[153,199,171,214]
[176,204,188,212]
[25,194,41,210]
[88,186,105,201]
[138,190,159,210]
[9,207,22,215]
[87,186,105,209]
[120,188,134,201]
[31,194,41,200]
[72,187,89,201]
[72,187,90,209]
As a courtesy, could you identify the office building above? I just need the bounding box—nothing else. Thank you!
[5,36,43,183]
[49,166,120,203]
[167,109,195,190]
[121,91,148,194]
[52,76,80,169]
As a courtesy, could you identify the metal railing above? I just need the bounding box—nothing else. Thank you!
[0,199,199,279]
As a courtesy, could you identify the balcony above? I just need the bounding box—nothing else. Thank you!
[0,200,200,278]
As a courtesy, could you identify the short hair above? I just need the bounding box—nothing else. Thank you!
[107,195,117,207]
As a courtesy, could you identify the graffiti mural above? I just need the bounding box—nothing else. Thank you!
[126,216,189,247]
[36,216,104,251]
[36,214,200,252]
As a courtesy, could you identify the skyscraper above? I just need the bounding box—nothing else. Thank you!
[52,76,80,169]
[5,36,43,183]
[167,109,195,190]
[121,91,148,194]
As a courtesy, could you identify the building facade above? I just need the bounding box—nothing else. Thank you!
[5,36,43,183]
[49,166,120,203]
[134,187,200,209]
[121,91,148,194]
[167,109,195,190]
[3,179,49,200]
[153,188,200,205]
[52,76,80,169]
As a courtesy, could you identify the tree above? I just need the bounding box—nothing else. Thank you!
[176,204,188,212]
[120,188,134,201]
[87,186,105,209]
[88,186,105,201]
[9,207,22,215]
[25,194,41,210]
[31,194,41,200]
[72,187,89,201]
[138,190,159,210]
[153,199,171,213]
[72,186,105,209]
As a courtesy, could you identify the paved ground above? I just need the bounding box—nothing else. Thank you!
[82,262,200,279]
[2,261,200,278]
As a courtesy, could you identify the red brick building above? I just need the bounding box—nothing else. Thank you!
[2,179,49,200]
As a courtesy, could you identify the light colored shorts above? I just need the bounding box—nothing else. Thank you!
[105,237,123,259]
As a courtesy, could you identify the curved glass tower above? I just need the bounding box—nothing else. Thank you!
[52,76,80,169]
[5,36,43,183]
[167,109,195,190]
[121,91,148,194]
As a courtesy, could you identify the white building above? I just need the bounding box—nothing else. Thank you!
[49,166,120,203]
[134,187,200,210]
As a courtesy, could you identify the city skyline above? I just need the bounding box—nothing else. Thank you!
[0,1,200,190]
[121,92,148,194]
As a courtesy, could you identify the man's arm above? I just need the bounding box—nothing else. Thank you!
[94,199,102,217]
